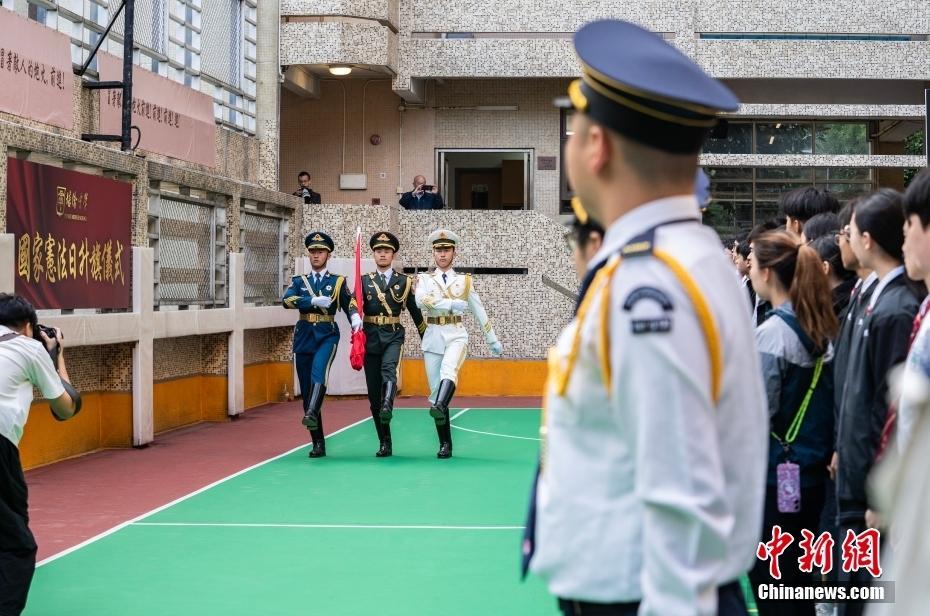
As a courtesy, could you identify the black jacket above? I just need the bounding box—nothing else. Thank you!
[836,273,920,522]
[294,187,322,204]
[399,191,444,210]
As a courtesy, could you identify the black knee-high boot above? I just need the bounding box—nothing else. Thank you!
[380,381,397,425]
[430,380,455,458]
[376,382,396,457]
[303,384,326,458]
[302,383,326,430]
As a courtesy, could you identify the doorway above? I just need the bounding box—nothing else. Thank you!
[436,149,533,210]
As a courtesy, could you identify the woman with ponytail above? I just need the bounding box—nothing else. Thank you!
[747,231,838,616]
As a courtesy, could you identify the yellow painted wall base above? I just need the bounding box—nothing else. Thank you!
[153,375,228,434]
[400,359,546,397]
[244,362,294,410]
[19,392,132,470]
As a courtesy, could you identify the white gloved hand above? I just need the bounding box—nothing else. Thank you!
[489,341,503,357]
[450,299,469,313]
[350,313,363,332]
[311,296,333,309]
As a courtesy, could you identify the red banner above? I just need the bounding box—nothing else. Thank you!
[0,8,74,130]
[6,158,132,310]
[99,53,216,168]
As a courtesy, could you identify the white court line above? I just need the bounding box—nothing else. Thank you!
[37,416,373,567]
[450,408,471,421]
[37,406,526,566]
[131,522,524,530]
[451,425,540,441]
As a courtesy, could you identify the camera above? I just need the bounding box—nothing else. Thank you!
[421,185,434,192]
[33,323,61,367]
[298,187,313,204]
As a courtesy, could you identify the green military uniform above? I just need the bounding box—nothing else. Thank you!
[361,232,426,457]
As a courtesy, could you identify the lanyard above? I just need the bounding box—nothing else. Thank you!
[772,356,824,446]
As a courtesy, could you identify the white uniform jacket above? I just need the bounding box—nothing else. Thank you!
[530,196,768,616]
[414,268,499,355]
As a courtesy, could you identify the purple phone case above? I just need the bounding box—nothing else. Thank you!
[776,462,801,513]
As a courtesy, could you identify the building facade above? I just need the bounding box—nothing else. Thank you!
[278,0,929,233]
[0,0,297,468]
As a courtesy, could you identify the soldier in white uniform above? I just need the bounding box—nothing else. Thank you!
[415,229,503,458]
[522,20,768,616]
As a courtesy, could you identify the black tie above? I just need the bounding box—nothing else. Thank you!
[442,273,447,285]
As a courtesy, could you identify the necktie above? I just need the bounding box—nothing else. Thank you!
[442,273,447,285]
[381,273,388,287]
[315,274,322,292]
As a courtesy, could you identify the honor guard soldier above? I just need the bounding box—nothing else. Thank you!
[522,20,768,616]
[415,229,503,458]
[360,231,426,457]
[283,231,363,458]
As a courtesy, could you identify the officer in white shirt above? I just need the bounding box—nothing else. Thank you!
[522,20,768,616]
[415,229,503,458]
[0,294,80,616]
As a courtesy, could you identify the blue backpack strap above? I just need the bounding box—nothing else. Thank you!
[771,308,820,358]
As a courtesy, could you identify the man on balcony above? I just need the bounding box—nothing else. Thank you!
[399,175,444,210]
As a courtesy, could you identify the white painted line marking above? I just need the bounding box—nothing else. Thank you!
[131,522,524,530]
[37,416,372,567]
[451,425,541,441]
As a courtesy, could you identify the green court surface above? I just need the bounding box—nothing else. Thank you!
[26,408,557,616]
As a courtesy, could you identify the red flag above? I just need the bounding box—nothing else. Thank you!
[350,227,366,371]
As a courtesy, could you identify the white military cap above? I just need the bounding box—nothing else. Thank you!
[428,229,460,249]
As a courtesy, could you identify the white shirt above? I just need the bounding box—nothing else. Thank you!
[530,196,768,615]
[415,268,498,355]
[0,325,65,446]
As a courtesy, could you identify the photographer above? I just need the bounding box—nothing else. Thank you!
[399,175,444,210]
[0,294,79,616]
[292,171,322,205]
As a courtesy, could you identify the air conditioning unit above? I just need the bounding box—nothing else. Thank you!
[339,174,367,190]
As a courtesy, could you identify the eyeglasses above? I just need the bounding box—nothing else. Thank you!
[835,226,851,242]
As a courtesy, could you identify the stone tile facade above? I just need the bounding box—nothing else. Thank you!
[57,343,134,394]
[153,334,229,382]
[244,327,294,365]
[302,204,576,360]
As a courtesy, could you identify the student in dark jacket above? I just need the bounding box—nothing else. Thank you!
[747,231,838,616]
[836,189,921,615]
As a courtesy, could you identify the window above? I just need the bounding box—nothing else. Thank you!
[559,108,574,214]
[702,166,873,236]
[704,121,870,156]
[436,149,533,210]
[756,123,813,155]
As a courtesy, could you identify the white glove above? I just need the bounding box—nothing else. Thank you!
[311,296,333,309]
[489,341,503,357]
[350,313,363,332]
[450,299,469,313]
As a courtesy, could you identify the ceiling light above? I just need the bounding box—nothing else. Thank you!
[775,123,782,129]
[329,65,352,76]
[769,136,775,145]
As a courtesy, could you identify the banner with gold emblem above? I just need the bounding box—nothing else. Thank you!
[7,158,132,309]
